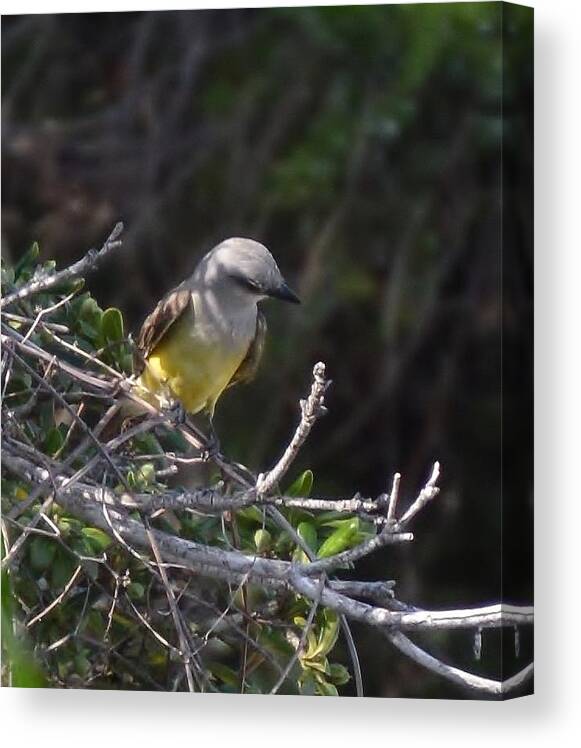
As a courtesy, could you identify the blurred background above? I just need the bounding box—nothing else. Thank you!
[1,2,533,697]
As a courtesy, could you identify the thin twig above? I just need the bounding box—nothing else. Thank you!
[1,222,124,309]
[26,565,83,628]
[397,462,441,527]
[386,472,401,526]
[270,573,325,695]
[256,361,329,496]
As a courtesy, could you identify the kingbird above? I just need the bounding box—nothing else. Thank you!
[133,237,300,421]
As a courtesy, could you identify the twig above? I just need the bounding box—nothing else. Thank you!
[1,495,55,570]
[21,289,79,344]
[256,361,329,496]
[328,580,396,605]
[144,524,198,693]
[386,472,401,525]
[26,565,83,628]
[1,222,124,309]
[2,310,69,333]
[397,461,441,526]
[6,402,122,523]
[301,529,413,576]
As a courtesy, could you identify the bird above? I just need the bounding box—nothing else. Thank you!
[133,237,300,438]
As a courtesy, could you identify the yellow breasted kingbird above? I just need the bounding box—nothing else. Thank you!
[133,237,300,420]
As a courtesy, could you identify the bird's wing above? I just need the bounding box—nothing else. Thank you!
[228,309,267,388]
[133,284,192,374]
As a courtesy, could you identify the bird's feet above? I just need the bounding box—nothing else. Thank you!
[168,402,187,425]
[201,422,221,461]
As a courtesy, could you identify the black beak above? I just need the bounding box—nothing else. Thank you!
[269,280,301,304]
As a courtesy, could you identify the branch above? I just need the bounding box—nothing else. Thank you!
[385,630,534,698]
[3,451,534,631]
[128,486,406,528]
[256,361,329,496]
[289,571,533,632]
[1,222,124,309]
[397,461,441,527]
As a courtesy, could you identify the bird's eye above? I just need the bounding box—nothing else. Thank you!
[230,274,261,294]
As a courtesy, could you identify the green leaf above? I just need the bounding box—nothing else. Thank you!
[292,521,318,563]
[101,307,124,343]
[79,295,102,322]
[14,241,40,280]
[318,611,340,657]
[84,609,106,638]
[259,628,295,658]
[29,537,57,572]
[209,662,239,688]
[302,610,340,662]
[50,551,76,590]
[298,671,318,695]
[74,652,91,677]
[78,319,101,342]
[2,535,48,687]
[120,353,134,374]
[127,582,145,600]
[135,462,156,488]
[3,631,48,688]
[274,531,294,555]
[1,263,15,288]
[285,469,314,497]
[132,433,164,455]
[57,516,81,538]
[303,656,329,674]
[316,518,360,559]
[1,536,13,620]
[81,527,112,553]
[159,428,188,453]
[76,296,103,342]
[296,521,317,551]
[254,528,272,553]
[329,662,351,685]
[70,536,100,580]
[43,425,65,456]
[316,679,339,697]
[239,505,268,525]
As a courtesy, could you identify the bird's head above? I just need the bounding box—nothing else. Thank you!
[197,237,300,305]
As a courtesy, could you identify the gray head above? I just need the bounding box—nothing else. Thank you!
[195,237,300,304]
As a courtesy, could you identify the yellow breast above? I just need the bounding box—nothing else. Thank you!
[139,315,248,417]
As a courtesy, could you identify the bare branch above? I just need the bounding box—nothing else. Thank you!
[1,222,124,309]
[397,461,441,527]
[256,361,329,496]
[386,630,533,697]
[386,472,401,525]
